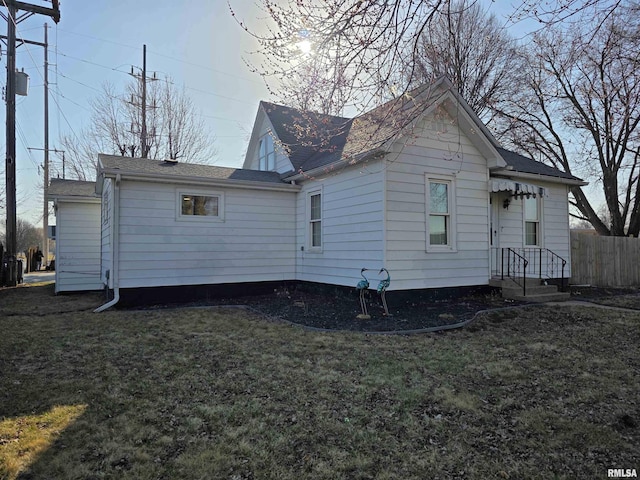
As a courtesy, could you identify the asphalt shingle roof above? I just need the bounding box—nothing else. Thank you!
[263,83,438,175]
[261,101,352,173]
[48,178,97,197]
[262,83,580,182]
[99,155,286,184]
[496,148,582,181]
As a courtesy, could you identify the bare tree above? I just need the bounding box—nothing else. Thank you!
[496,5,640,236]
[276,56,355,116]
[160,81,217,161]
[412,0,519,121]
[60,77,216,181]
[0,218,41,253]
[232,0,627,111]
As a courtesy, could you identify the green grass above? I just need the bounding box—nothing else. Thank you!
[0,285,639,479]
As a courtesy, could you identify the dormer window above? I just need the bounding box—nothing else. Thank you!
[259,133,275,171]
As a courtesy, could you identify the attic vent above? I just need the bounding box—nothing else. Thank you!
[164,158,178,165]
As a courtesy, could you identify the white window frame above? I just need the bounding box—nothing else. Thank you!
[523,194,542,247]
[425,175,457,252]
[307,188,323,252]
[176,189,225,222]
[258,133,276,171]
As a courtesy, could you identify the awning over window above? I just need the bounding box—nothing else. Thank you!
[490,179,547,197]
[490,179,516,193]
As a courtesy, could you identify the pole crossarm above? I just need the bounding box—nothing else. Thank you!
[3,0,60,22]
[0,33,46,47]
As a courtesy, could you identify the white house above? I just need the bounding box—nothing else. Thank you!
[53,77,585,307]
[48,179,103,293]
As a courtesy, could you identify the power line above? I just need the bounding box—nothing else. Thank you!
[55,27,264,86]
[56,51,131,75]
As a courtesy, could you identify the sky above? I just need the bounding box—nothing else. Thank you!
[2,0,271,227]
[0,0,600,228]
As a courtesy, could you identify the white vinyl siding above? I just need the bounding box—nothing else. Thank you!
[55,200,103,293]
[296,160,385,287]
[385,111,490,290]
[116,181,297,288]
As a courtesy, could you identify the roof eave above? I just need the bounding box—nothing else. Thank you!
[282,149,386,182]
[48,194,101,203]
[99,168,301,192]
[491,169,588,186]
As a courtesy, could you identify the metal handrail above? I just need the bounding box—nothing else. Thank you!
[499,247,567,294]
[501,248,529,296]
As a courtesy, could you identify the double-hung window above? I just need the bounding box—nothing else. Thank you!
[259,133,275,171]
[524,196,540,246]
[308,191,322,250]
[426,176,455,251]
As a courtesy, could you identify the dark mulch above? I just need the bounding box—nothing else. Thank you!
[133,283,640,333]
[208,285,528,333]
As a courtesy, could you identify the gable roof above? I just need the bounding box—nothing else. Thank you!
[262,82,445,176]
[48,178,98,199]
[260,101,352,173]
[261,77,581,184]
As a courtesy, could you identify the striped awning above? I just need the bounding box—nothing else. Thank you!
[490,179,547,197]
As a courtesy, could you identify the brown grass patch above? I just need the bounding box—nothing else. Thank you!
[0,285,638,479]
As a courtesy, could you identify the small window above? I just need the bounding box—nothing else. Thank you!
[177,192,224,222]
[309,192,322,250]
[524,196,539,246]
[428,180,451,247]
[182,195,219,216]
[259,134,275,171]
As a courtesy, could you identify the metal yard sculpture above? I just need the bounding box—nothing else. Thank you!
[377,268,391,316]
[356,268,370,319]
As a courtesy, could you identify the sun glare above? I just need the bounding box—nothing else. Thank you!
[297,39,312,54]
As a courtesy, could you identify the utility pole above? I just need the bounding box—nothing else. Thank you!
[141,44,147,158]
[1,0,59,286]
[43,23,49,270]
[4,2,17,286]
[129,44,157,158]
[2,25,52,276]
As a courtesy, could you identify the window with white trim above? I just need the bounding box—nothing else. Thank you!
[258,133,275,171]
[426,176,455,250]
[177,190,224,221]
[308,191,322,250]
[524,196,540,246]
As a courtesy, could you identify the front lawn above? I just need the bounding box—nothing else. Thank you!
[1,284,638,479]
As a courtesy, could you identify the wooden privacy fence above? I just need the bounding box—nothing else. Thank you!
[571,232,640,287]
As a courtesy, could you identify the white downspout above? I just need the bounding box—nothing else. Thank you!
[95,174,121,312]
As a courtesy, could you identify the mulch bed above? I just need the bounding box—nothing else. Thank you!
[136,284,640,333]
[210,286,527,333]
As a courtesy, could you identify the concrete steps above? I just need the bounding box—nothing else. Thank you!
[490,277,571,302]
